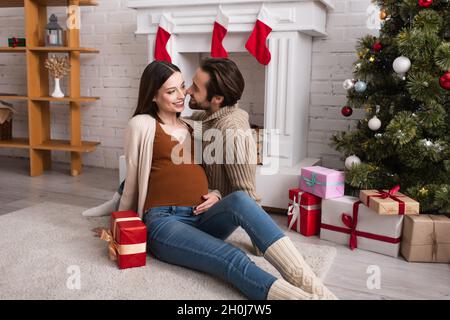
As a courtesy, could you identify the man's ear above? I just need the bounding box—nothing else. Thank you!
[212,95,224,106]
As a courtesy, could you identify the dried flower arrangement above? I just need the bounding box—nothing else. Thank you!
[44,55,70,79]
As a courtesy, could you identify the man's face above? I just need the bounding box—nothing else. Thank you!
[187,68,212,111]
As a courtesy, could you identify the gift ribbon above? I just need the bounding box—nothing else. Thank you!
[301,172,344,190]
[99,216,146,261]
[320,200,401,250]
[366,185,406,215]
[112,217,141,240]
[100,229,146,261]
[287,191,321,232]
[431,216,438,262]
[288,193,301,232]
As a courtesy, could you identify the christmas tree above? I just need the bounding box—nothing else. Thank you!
[332,0,450,214]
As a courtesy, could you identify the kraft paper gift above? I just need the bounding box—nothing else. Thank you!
[401,214,450,263]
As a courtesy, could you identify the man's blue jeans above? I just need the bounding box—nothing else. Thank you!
[143,191,285,300]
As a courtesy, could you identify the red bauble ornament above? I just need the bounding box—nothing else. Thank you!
[341,106,353,117]
[373,42,383,52]
[418,0,433,8]
[439,72,450,90]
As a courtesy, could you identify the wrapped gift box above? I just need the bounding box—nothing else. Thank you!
[8,37,26,47]
[401,215,450,263]
[359,185,420,215]
[320,196,403,257]
[299,166,345,199]
[106,210,147,269]
[287,188,321,236]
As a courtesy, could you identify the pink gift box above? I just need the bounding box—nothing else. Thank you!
[299,166,345,199]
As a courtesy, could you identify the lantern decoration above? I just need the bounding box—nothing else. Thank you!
[45,14,64,46]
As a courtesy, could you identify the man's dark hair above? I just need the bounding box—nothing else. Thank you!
[200,58,245,108]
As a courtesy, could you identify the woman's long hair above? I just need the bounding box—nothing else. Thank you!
[133,60,181,123]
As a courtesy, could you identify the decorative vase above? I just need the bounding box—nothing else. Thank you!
[51,78,64,98]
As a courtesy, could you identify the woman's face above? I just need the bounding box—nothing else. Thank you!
[153,71,186,114]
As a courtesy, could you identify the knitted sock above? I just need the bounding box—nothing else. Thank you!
[82,192,121,217]
[264,236,338,300]
[267,279,319,300]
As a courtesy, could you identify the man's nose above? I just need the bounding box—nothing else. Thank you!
[186,86,193,95]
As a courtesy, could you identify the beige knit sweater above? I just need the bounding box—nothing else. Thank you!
[188,104,261,203]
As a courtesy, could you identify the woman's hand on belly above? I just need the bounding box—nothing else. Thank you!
[193,192,220,215]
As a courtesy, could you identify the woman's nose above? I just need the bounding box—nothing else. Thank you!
[178,88,186,99]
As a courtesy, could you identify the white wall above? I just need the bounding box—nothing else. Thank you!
[0,0,378,170]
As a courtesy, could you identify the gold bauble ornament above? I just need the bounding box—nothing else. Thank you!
[380,9,387,20]
[419,187,429,196]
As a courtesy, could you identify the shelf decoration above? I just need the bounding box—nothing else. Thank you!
[8,37,26,48]
[45,55,70,98]
[45,14,64,46]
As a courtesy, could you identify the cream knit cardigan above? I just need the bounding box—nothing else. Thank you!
[118,114,221,219]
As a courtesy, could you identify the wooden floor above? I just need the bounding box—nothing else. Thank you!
[0,156,449,300]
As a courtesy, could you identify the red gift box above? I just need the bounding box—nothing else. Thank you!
[101,210,147,269]
[287,188,322,236]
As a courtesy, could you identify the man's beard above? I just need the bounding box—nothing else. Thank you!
[188,96,210,111]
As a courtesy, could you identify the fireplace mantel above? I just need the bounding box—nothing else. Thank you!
[128,0,333,37]
[128,0,334,10]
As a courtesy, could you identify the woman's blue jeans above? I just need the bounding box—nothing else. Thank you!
[142,191,285,300]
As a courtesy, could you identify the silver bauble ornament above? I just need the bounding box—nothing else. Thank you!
[343,79,355,90]
[393,56,411,75]
[368,115,381,131]
[345,155,362,170]
[354,81,367,93]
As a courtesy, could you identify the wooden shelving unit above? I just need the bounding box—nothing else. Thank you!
[0,0,100,176]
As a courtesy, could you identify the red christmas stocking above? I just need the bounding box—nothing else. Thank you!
[245,7,274,65]
[211,8,229,58]
[155,15,173,62]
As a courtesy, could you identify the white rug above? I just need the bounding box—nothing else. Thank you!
[0,202,337,299]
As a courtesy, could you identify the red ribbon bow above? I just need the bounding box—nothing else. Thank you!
[12,37,19,48]
[341,201,361,250]
[378,184,401,199]
[320,200,401,250]
[367,184,406,215]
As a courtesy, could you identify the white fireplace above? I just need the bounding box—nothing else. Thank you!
[127,0,333,209]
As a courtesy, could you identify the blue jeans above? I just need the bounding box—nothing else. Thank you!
[143,191,285,300]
